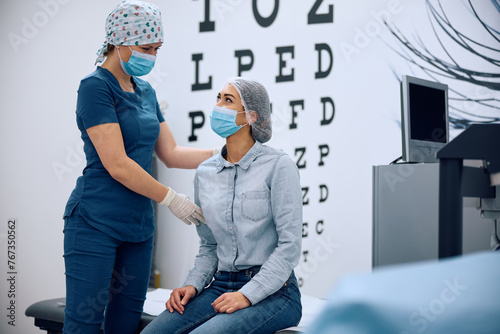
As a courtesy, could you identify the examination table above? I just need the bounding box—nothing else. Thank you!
[25,297,154,333]
[26,290,325,333]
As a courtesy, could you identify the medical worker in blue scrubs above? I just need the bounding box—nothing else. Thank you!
[62,2,213,333]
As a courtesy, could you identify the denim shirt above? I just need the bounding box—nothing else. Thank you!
[184,141,303,305]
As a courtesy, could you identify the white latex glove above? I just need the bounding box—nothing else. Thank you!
[159,187,205,225]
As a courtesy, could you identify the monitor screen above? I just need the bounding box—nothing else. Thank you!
[401,75,449,163]
[409,83,447,143]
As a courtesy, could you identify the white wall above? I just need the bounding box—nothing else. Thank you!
[1,1,498,333]
[152,0,500,299]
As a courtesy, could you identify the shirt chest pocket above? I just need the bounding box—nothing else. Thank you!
[241,191,271,222]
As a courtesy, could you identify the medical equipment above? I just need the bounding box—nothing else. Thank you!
[437,123,500,257]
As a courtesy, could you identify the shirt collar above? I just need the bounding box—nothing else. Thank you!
[215,141,263,173]
[97,66,142,98]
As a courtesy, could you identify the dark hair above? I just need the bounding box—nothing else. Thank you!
[103,44,115,57]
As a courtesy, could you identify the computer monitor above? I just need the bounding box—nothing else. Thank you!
[400,75,449,163]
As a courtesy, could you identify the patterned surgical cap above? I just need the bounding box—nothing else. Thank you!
[95,0,163,65]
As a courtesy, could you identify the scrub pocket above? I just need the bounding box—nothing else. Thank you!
[63,202,80,231]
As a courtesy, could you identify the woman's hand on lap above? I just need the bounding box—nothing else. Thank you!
[166,285,197,315]
[212,292,251,314]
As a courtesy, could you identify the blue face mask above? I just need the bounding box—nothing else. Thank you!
[118,46,156,76]
[210,106,247,138]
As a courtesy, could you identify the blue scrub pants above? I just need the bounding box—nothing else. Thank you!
[141,268,302,334]
[63,209,153,334]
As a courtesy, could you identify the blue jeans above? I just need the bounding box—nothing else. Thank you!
[63,208,153,334]
[141,267,302,334]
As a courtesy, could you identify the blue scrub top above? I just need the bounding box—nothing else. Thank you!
[64,66,165,242]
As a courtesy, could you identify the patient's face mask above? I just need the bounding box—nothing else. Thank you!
[118,46,156,76]
[210,106,247,138]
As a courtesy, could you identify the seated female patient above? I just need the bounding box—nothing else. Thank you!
[142,77,303,334]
